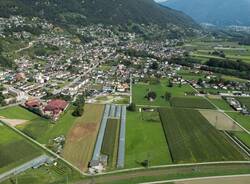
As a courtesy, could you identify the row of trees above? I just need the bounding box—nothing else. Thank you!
[72,95,85,117]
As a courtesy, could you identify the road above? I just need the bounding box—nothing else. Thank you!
[140,174,250,184]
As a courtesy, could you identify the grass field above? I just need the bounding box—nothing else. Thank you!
[133,82,195,106]
[63,104,104,171]
[158,108,245,163]
[125,111,172,168]
[226,112,250,131]
[233,132,250,148]
[101,118,120,167]
[208,98,233,111]
[0,125,42,174]
[18,105,78,144]
[0,106,39,120]
[170,96,215,109]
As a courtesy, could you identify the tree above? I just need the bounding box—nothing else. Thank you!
[168,79,173,87]
[127,103,136,111]
[146,91,157,101]
[150,61,159,70]
[165,92,172,101]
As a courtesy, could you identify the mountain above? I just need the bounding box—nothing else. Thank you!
[161,0,250,26]
[0,0,197,28]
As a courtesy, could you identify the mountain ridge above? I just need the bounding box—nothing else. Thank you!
[0,0,198,28]
[160,0,250,26]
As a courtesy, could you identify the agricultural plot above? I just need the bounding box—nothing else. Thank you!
[233,132,250,148]
[200,110,242,131]
[125,111,172,168]
[158,108,245,163]
[170,96,215,109]
[0,125,42,174]
[101,118,120,167]
[63,104,104,171]
[133,82,195,106]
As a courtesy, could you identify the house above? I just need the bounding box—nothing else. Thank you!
[44,99,68,120]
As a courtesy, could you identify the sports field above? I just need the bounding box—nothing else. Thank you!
[0,125,42,174]
[132,82,195,106]
[158,108,245,163]
[170,97,215,109]
[63,104,104,171]
[101,118,120,168]
[125,111,172,168]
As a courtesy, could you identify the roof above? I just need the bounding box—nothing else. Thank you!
[44,99,68,113]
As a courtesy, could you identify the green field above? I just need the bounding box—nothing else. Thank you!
[0,125,42,174]
[237,97,250,111]
[101,118,120,167]
[125,111,172,168]
[226,112,250,131]
[208,98,233,111]
[132,82,195,106]
[170,96,215,109]
[18,105,77,144]
[0,106,39,120]
[233,132,250,148]
[158,108,245,163]
[1,161,81,184]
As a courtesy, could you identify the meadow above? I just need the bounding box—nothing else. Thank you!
[132,82,195,106]
[170,96,215,109]
[0,125,42,174]
[208,98,233,111]
[125,111,172,168]
[0,106,39,120]
[158,108,245,163]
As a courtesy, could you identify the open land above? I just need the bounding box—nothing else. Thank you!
[158,108,245,163]
[63,104,104,171]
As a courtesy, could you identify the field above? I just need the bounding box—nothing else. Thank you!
[226,112,250,131]
[233,132,250,148]
[185,41,250,64]
[170,96,215,109]
[132,82,195,106]
[101,118,120,167]
[200,110,242,131]
[18,105,78,144]
[1,161,81,184]
[158,108,245,163]
[62,104,104,171]
[207,97,233,111]
[0,106,39,120]
[125,111,172,168]
[0,125,42,174]
[237,97,250,111]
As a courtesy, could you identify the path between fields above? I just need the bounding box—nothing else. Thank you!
[189,85,250,135]
[140,174,250,184]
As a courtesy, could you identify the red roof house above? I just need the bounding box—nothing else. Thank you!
[44,99,68,115]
